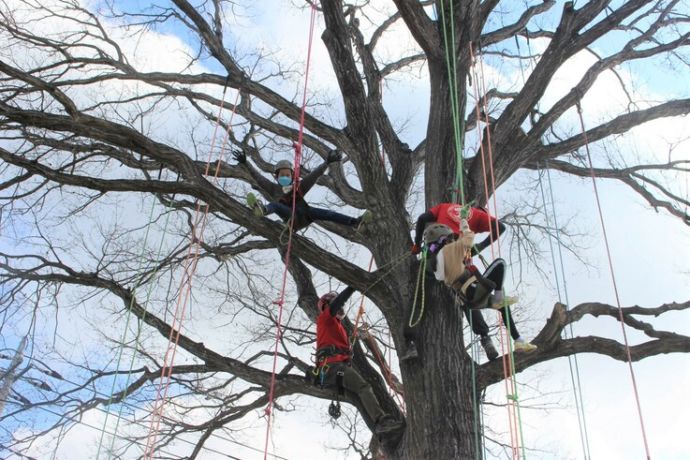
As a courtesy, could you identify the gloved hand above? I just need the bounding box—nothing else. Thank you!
[411,244,421,255]
[461,230,475,249]
[465,263,479,275]
[232,149,246,164]
[327,149,342,163]
[292,141,302,155]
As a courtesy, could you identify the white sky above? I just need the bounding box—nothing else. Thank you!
[2,1,690,459]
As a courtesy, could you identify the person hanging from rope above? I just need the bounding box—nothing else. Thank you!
[403,203,536,361]
[233,145,372,231]
[314,286,404,439]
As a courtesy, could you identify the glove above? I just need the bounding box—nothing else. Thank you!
[292,141,302,155]
[411,244,421,255]
[465,263,479,275]
[232,149,246,165]
[327,149,342,163]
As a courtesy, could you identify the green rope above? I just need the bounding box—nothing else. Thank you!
[106,209,176,458]
[97,194,175,459]
[541,164,592,458]
[438,1,466,205]
[466,298,481,460]
[503,305,528,460]
[361,251,412,296]
[347,251,412,349]
[408,249,427,328]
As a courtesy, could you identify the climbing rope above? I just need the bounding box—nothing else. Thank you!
[575,100,651,459]
[437,1,466,204]
[142,83,241,459]
[512,24,593,455]
[537,165,592,459]
[349,252,407,407]
[262,5,317,460]
[465,298,483,459]
[471,44,525,460]
[97,171,177,459]
[408,248,428,328]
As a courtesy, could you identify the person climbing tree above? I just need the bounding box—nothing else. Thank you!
[403,203,536,361]
[233,146,372,230]
[314,287,404,441]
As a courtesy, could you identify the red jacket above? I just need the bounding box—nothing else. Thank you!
[316,310,351,365]
[315,287,355,365]
[429,203,495,235]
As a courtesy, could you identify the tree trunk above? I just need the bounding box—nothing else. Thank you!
[393,278,480,459]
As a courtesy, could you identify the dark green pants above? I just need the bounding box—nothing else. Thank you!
[322,361,384,423]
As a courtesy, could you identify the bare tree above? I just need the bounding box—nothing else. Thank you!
[1,1,689,459]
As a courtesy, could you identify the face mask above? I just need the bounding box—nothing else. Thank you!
[277,176,292,187]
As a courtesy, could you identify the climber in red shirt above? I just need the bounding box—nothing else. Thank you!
[402,203,536,362]
[315,287,403,438]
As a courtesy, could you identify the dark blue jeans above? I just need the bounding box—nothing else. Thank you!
[266,202,357,226]
[465,258,519,340]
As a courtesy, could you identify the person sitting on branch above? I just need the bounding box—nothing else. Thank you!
[233,145,372,231]
[403,203,536,361]
[314,287,404,438]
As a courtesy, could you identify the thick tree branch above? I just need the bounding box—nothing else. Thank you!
[478,300,690,388]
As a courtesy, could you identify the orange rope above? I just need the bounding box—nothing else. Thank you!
[575,101,651,459]
[470,44,520,460]
[348,81,405,410]
[262,6,317,460]
[143,86,241,459]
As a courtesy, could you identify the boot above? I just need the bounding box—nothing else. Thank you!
[490,291,518,309]
[355,210,373,230]
[514,338,537,352]
[246,192,266,217]
[480,335,499,361]
[399,341,418,361]
[374,414,404,436]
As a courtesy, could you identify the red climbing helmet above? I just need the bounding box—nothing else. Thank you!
[317,291,337,312]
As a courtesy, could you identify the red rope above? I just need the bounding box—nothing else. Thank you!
[262,6,317,459]
[470,44,520,459]
[143,87,241,458]
[347,82,405,410]
[351,258,406,410]
[575,101,651,459]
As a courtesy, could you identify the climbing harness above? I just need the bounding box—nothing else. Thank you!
[311,348,348,420]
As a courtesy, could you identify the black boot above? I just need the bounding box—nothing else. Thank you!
[480,335,499,361]
[399,341,418,361]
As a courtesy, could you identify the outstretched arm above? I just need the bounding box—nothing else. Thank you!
[330,286,355,316]
[300,150,342,195]
[414,212,436,247]
[233,149,281,197]
[472,219,505,255]
[299,161,329,196]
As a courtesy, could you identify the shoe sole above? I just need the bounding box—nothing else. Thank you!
[355,211,373,231]
[376,425,404,435]
[400,353,418,361]
[246,193,257,207]
[492,297,519,309]
[246,193,265,217]
[514,345,537,352]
